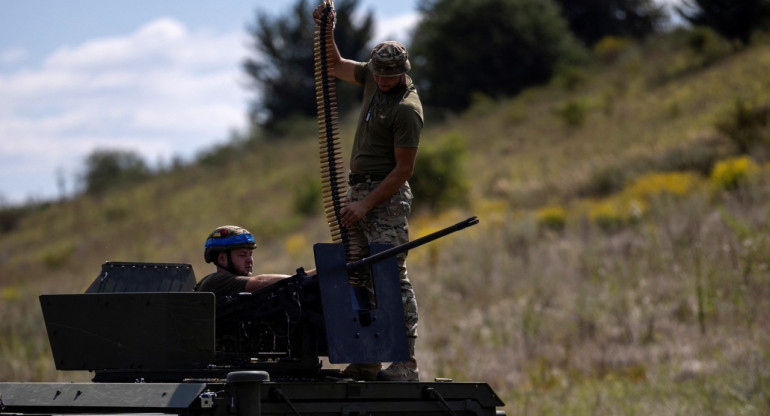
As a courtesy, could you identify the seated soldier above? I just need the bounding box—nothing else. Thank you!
[194,225,291,297]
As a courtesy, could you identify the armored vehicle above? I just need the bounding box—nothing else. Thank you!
[0,219,506,415]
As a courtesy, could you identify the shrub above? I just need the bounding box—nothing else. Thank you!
[656,132,736,175]
[588,200,625,232]
[625,171,701,200]
[554,98,589,128]
[600,87,618,115]
[1,286,22,301]
[79,149,151,196]
[654,27,731,85]
[284,232,309,259]
[582,162,627,198]
[593,36,632,64]
[411,131,470,212]
[715,99,770,156]
[103,204,129,222]
[468,92,498,116]
[710,155,761,190]
[41,243,75,270]
[196,135,251,167]
[292,175,321,216]
[686,26,730,61]
[0,202,52,235]
[587,197,647,233]
[536,205,567,232]
[269,114,318,139]
[505,101,528,125]
[553,65,587,91]
[0,206,26,234]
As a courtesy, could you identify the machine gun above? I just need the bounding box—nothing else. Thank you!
[213,216,480,378]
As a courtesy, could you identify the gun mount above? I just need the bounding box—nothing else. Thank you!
[0,217,506,415]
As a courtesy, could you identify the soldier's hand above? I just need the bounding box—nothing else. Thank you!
[312,4,335,27]
[340,201,367,228]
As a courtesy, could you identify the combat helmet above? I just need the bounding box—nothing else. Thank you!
[369,41,411,76]
[204,225,257,264]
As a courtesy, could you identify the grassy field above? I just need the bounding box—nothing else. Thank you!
[2,29,770,415]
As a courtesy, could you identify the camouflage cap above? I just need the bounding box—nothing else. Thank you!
[369,41,411,77]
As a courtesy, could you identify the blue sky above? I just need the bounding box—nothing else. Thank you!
[0,1,419,204]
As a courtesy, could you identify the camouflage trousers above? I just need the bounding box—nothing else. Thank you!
[347,180,419,339]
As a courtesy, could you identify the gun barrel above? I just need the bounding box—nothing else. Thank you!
[345,216,479,272]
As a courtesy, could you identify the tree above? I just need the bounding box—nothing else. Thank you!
[411,0,589,112]
[677,0,770,46]
[243,0,374,133]
[79,149,150,196]
[553,0,666,47]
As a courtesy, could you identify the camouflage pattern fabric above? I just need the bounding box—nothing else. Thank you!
[347,180,418,338]
[369,41,411,76]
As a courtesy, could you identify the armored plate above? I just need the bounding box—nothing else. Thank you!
[314,243,409,364]
[85,261,196,293]
[40,292,215,370]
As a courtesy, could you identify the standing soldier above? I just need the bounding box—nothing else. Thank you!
[313,5,424,382]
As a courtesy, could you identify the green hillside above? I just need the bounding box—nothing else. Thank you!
[2,30,770,415]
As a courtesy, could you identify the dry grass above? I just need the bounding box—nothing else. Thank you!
[410,181,770,414]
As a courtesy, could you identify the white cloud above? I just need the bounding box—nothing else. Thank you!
[0,47,29,66]
[373,13,419,46]
[0,18,251,204]
[45,19,187,70]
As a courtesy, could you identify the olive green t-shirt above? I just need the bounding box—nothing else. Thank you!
[350,61,424,174]
[193,271,250,298]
